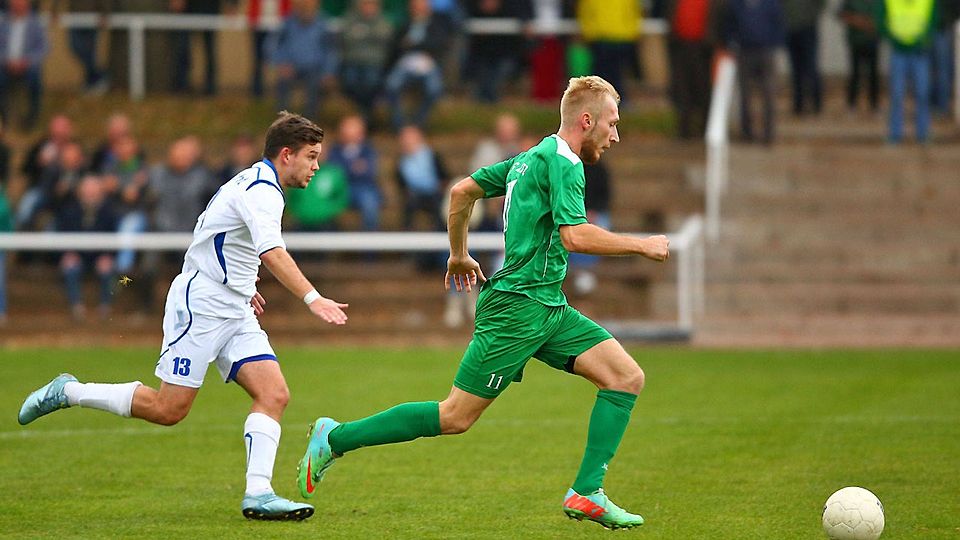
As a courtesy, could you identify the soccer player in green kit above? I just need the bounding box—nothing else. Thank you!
[298,76,670,529]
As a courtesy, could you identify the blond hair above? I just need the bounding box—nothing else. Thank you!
[559,76,620,128]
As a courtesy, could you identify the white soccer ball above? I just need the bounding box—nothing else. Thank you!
[822,486,885,540]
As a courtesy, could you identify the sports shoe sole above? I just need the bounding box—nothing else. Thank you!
[564,509,642,530]
[242,506,314,521]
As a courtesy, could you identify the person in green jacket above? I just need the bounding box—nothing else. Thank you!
[839,0,881,112]
[285,155,350,231]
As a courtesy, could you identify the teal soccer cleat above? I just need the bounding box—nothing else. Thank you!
[297,417,340,499]
[562,488,644,530]
[241,492,314,521]
[18,373,77,425]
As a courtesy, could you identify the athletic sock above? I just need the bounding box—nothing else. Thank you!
[244,412,281,496]
[572,389,638,495]
[328,401,441,455]
[63,381,142,417]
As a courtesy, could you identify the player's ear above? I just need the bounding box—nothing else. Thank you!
[581,112,592,130]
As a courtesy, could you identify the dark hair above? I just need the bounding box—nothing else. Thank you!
[263,111,324,159]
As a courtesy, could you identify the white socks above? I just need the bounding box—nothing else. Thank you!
[244,412,281,496]
[63,381,142,417]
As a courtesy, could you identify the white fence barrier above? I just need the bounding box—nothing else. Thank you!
[704,54,736,243]
[0,215,704,336]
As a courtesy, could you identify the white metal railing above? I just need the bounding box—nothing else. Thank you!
[704,54,737,243]
[0,215,704,333]
[52,13,667,101]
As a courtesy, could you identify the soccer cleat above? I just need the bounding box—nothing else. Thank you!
[18,373,78,425]
[297,417,341,499]
[562,488,644,530]
[241,492,314,521]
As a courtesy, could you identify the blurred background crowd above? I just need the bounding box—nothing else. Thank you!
[0,0,957,339]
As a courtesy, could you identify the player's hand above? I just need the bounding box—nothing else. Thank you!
[643,235,670,262]
[251,291,266,316]
[445,255,486,293]
[308,297,349,325]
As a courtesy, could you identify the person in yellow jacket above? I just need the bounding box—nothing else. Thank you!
[576,0,642,102]
[876,0,940,143]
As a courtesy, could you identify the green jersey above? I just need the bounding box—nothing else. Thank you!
[471,134,588,307]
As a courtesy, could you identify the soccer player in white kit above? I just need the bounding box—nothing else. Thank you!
[17,112,348,521]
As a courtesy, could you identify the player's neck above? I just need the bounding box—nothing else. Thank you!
[555,128,583,157]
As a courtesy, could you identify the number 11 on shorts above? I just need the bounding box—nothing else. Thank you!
[486,373,503,390]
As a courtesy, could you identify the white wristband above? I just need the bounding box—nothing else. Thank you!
[302,289,321,305]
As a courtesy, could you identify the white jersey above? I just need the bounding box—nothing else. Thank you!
[181,159,286,319]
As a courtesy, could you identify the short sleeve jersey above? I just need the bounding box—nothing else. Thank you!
[470,134,588,307]
[182,159,286,317]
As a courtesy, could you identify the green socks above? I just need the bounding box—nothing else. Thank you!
[572,389,637,495]
[328,401,441,455]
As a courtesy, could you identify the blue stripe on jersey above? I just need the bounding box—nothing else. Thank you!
[246,179,284,198]
[214,232,228,284]
[247,159,284,199]
[167,271,200,347]
[226,354,278,383]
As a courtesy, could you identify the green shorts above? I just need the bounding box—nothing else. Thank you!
[453,287,613,398]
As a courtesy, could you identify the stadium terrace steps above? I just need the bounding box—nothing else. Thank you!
[699,136,960,346]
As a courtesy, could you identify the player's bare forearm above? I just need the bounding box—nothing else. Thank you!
[259,247,316,299]
[559,223,670,261]
[447,177,485,257]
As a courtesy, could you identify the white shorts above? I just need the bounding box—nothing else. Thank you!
[155,270,276,388]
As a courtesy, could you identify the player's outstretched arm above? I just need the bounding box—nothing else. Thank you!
[260,247,349,325]
[446,177,488,292]
[559,223,670,261]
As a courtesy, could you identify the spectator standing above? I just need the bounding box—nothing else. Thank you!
[339,0,394,122]
[169,0,221,95]
[839,0,880,113]
[465,0,533,103]
[247,0,291,98]
[55,174,118,320]
[285,151,350,231]
[328,115,381,231]
[54,0,112,95]
[18,115,73,230]
[576,0,640,102]
[0,0,49,129]
[876,0,940,143]
[528,0,572,103]
[723,0,786,144]
[384,0,453,131]
[930,0,959,114]
[782,0,826,116]
[666,0,720,138]
[270,0,338,120]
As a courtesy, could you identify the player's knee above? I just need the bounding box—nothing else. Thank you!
[619,364,645,394]
[272,384,290,411]
[444,415,475,435]
[156,403,190,426]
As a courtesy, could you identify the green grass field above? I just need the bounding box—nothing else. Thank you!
[1,348,958,539]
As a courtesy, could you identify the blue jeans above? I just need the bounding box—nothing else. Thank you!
[385,65,443,130]
[341,63,384,118]
[68,27,105,88]
[61,252,114,309]
[350,183,382,231]
[888,50,931,143]
[115,210,148,274]
[930,30,954,113]
[0,65,42,126]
